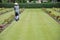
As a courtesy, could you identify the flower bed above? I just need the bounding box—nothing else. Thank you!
[0,9,13,15]
[43,8,60,23]
[0,15,14,32]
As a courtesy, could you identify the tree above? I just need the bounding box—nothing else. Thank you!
[8,0,15,3]
[57,0,60,2]
[29,0,33,2]
[0,0,2,3]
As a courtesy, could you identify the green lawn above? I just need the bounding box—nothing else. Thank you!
[0,8,60,40]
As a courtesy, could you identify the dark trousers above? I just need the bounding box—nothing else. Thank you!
[15,12,19,16]
[15,12,19,21]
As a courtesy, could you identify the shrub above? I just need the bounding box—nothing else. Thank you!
[48,11,51,13]
[2,15,14,24]
[20,8,24,13]
[56,16,60,20]
[48,11,52,15]
[50,13,56,17]
[0,2,60,8]
[7,15,14,24]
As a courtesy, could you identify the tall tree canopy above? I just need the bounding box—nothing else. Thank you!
[0,0,2,3]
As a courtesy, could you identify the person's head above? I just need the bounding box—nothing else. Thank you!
[14,3,18,6]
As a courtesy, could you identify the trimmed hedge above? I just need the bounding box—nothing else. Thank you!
[0,2,60,8]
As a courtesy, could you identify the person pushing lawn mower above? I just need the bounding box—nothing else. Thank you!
[14,3,20,21]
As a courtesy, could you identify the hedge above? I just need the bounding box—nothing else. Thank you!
[0,2,60,8]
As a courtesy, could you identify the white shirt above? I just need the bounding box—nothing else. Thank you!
[14,5,19,14]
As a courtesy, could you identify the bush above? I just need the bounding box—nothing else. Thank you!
[0,2,60,8]
[2,15,14,24]
[56,16,60,20]
[48,11,51,13]
[50,13,56,17]
[7,15,14,24]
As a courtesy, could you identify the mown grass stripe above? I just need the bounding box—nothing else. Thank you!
[0,8,59,40]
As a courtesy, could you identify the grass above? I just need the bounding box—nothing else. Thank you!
[0,8,60,40]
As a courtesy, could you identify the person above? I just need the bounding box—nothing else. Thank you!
[14,3,20,21]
